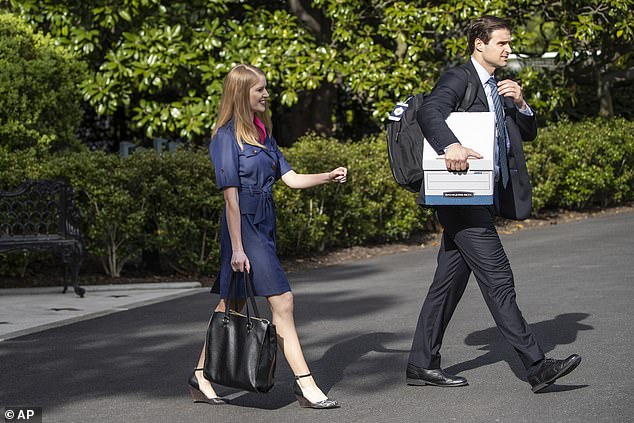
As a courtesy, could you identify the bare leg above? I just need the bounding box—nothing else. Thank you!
[267,292,328,403]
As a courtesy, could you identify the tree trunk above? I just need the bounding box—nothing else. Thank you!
[278,0,334,145]
[287,0,330,41]
[273,82,336,146]
[597,68,614,118]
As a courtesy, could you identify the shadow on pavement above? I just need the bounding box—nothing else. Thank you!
[288,263,385,285]
[445,313,593,390]
[0,289,407,411]
[537,384,590,393]
[229,331,406,410]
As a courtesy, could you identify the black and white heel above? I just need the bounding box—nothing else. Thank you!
[293,373,339,409]
[188,368,226,405]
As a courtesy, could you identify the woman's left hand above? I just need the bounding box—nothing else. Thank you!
[329,167,348,183]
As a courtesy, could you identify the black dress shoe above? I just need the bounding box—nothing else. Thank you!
[406,364,468,387]
[527,354,582,393]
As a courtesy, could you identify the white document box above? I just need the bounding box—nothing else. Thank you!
[423,112,495,205]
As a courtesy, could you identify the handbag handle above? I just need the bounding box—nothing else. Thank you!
[242,271,261,317]
[225,271,260,320]
[226,272,240,313]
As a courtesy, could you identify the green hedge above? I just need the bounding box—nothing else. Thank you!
[275,134,430,254]
[1,118,632,278]
[0,147,223,277]
[525,118,634,212]
[0,138,426,277]
[0,13,86,152]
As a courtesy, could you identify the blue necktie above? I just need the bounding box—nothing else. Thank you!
[487,77,509,188]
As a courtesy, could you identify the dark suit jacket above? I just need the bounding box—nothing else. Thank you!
[415,60,537,220]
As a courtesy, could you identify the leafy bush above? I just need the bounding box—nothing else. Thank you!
[276,133,429,254]
[44,151,148,277]
[127,149,223,275]
[0,13,86,152]
[526,118,634,212]
[1,118,632,279]
[0,147,222,277]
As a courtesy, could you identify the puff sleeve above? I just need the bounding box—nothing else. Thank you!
[209,127,240,189]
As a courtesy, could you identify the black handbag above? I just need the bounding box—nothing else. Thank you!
[203,271,277,393]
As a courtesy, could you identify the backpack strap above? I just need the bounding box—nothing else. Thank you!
[457,67,475,112]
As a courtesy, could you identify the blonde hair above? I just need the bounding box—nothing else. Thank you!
[212,64,272,148]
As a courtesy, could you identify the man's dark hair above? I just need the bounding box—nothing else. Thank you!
[467,15,512,54]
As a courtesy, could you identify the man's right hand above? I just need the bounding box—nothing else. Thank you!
[444,143,483,171]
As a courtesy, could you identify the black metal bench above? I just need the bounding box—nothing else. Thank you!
[0,180,85,297]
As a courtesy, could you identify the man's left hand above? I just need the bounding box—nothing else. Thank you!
[496,79,527,110]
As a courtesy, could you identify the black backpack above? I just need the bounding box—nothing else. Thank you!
[386,68,476,192]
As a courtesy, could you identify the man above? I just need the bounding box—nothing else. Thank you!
[407,15,581,393]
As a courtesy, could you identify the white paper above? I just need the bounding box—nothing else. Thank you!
[423,112,495,171]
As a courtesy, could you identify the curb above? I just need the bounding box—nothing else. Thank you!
[0,281,202,295]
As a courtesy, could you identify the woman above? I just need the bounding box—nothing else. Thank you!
[188,64,346,409]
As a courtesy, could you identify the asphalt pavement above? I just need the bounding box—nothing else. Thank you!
[1,210,633,423]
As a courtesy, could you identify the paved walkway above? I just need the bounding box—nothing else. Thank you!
[0,283,205,342]
[1,210,633,423]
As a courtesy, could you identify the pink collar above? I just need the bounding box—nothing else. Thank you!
[254,116,267,143]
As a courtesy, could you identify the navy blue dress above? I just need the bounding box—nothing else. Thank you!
[209,122,293,298]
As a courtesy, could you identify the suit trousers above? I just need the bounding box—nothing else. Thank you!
[408,205,544,371]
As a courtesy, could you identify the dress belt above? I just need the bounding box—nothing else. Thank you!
[238,177,275,225]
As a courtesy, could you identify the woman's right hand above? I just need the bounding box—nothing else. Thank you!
[231,250,251,273]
